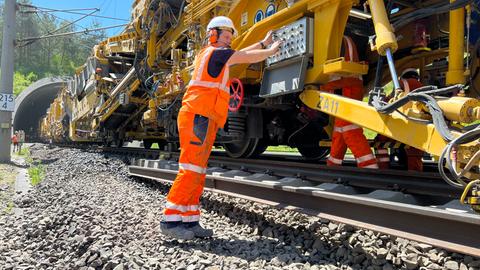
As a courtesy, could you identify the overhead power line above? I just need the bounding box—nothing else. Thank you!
[17,24,127,44]
[16,3,131,47]
[18,6,104,47]
[20,7,100,13]
[47,12,105,37]
[51,9,99,34]
[18,3,130,21]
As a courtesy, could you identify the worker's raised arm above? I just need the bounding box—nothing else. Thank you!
[228,41,281,65]
[240,31,274,52]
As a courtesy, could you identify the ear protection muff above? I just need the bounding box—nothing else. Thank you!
[208,29,218,43]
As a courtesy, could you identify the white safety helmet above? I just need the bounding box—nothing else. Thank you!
[207,16,237,37]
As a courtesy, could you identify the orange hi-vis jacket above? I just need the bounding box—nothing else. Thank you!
[180,46,232,127]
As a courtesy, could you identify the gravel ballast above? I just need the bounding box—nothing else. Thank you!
[0,144,478,270]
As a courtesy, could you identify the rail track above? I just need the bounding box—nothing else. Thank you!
[69,145,480,256]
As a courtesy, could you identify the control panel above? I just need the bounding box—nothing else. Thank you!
[266,17,314,66]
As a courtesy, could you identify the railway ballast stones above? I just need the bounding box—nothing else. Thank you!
[0,144,478,269]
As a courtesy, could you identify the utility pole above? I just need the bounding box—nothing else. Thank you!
[0,0,17,162]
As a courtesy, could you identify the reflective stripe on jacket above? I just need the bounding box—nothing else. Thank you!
[180,46,232,127]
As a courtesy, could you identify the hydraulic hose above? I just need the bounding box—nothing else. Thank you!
[438,126,480,188]
[372,84,464,141]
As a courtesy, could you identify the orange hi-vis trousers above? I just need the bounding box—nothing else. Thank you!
[374,78,424,171]
[374,134,391,169]
[163,111,219,222]
[326,84,378,169]
[324,36,378,169]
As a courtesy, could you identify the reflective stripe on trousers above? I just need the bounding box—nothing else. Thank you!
[163,111,219,222]
[163,213,200,222]
[165,201,200,212]
[362,163,379,169]
[333,124,361,133]
[327,156,343,165]
[178,163,207,174]
[328,107,378,169]
[356,153,375,163]
[374,134,391,169]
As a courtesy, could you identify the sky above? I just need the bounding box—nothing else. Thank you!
[28,0,133,36]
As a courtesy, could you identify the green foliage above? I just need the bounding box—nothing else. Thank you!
[15,146,30,158]
[364,129,377,140]
[13,71,37,96]
[0,163,17,214]
[266,146,299,153]
[0,0,107,96]
[28,164,44,186]
[17,146,45,185]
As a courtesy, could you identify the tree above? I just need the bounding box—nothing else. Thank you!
[0,0,107,96]
[13,71,37,96]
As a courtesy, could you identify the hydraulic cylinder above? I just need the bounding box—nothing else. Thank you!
[368,0,398,56]
[446,0,466,85]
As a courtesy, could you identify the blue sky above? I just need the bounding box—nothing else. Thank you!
[29,0,132,36]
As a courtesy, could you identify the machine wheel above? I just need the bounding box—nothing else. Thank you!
[156,139,168,150]
[114,139,124,148]
[143,139,154,149]
[291,124,330,161]
[250,139,268,157]
[224,138,262,158]
[391,147,408,169]
[297,145,330,160]
[113,131,125,148]
[224,106,265,158]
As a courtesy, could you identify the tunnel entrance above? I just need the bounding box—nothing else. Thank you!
[13,77,68,141]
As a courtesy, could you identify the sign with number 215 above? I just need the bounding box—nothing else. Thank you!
[0,93,15,112]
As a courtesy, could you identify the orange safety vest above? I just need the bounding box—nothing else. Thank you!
[180,46,232,127]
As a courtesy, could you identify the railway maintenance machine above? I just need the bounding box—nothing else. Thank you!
[40,0,480,212]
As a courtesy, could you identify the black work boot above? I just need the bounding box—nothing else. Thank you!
[160,221,195,240]
[183,222,213,238]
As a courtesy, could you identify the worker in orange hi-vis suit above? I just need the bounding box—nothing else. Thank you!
[399,68,424,171]
[160,16,282,240]
[374,134,391,169]
[323,36,378,169]
[374,68,424,171]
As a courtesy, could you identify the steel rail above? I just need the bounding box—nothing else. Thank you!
[128,165,480,257]
[203,155,458,198]
[103,146,458,198]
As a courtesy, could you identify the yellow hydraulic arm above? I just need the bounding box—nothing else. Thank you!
[300,90,459,157]
[300,89,480,212]
[300,90,476,157]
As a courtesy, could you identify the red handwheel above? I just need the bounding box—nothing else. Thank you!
[229,78,244,112]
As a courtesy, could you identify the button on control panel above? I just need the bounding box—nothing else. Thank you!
[266,17,314,66]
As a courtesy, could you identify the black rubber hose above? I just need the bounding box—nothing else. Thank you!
[371,84,465,141]
[438,126,480,188]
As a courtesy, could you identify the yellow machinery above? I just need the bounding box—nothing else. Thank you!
[40,85,71,143]
[40,0,480,211]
